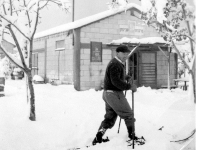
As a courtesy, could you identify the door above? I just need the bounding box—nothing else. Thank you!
[139,51,157,88]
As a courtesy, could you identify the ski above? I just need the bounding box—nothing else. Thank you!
[67,137,109,150]
[170,129,195,143]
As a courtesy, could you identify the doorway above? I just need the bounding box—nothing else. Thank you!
[32,52,45,77]
[139,51,157,88]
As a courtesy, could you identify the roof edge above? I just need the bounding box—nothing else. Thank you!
[34,3,142,39]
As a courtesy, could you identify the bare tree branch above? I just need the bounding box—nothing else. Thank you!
[0,45,24,70]
[2,4,7,15]
[31,3,40,40]
[181,5,194,56]
[9,0,12,15]
[38,0,51,10]
[23,0,31,28]
[172,40,191,73]
[0,14,30,40]
[177,34,195,43]
[8,25,28,69]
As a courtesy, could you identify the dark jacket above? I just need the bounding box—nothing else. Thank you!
[104,58,131,91]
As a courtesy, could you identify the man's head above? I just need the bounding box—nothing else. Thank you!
[116,45,130,62]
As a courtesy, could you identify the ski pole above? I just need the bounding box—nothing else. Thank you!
[117,117,121,133]
[132,90,135,149]
[117,90,127,133]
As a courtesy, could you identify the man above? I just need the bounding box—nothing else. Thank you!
[92,45,137,145]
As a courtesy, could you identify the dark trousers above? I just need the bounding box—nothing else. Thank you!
[99,90,133,134]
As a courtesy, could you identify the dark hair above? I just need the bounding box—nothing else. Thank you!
[116,45,130,53]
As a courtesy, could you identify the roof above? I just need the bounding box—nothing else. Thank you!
[34,3,142,39]
[107,37,169,45]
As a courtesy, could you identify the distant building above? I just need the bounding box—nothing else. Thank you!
[33,3,177,91]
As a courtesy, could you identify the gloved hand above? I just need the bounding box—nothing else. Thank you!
[128,77,134,84]
[125,75,131,81]
[130,83,137,92]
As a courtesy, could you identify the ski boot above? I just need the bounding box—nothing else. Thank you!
[127,133,146,146]
[92,127,109,145]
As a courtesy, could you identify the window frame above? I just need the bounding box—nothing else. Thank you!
[55,40,65,51]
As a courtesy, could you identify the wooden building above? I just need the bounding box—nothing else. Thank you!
[107,37,177,89]
[33,3,177,91]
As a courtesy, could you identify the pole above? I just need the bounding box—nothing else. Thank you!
[118,90,127,133]
[58,51,60,80]
[72,0,75,46]
[72,0,75,22]
[117,117,122,133]
[167,47,170,89]
[132,90,135,149]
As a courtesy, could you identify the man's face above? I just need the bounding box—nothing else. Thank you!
[117,52,129,62]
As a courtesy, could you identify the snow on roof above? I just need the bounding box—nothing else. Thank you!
[34,3,142,39]
[108,37,169,45]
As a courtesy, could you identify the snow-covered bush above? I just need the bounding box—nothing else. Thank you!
[13,67,23,75]
[0,57,12,78]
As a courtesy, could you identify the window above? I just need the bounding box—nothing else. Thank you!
[55,40,65,51]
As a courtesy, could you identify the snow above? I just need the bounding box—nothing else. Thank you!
[34,3,142,39]
[109,37,168,45]
[0,79,195,150]
[33,75,44,82]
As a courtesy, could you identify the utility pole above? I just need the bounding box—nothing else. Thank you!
[72,0,75,46]
[72,0,75,22]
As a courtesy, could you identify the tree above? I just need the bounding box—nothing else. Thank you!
[140,0,196,103]
[0,0,71,121]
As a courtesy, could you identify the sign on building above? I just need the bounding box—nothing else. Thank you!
[119,20,145,35]
[129,20,145,35]
[90,41,102,62]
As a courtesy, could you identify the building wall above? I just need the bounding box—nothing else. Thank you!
[80,48,111,90]
[157,51,177,87]
[79,9,160,90]
[33,32,73,83]
[80,10,160,44]
[33,8,178,90]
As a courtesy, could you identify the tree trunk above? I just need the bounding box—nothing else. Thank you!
[191,57,196,103]
[191,72,196,103]
[27,70,36,121]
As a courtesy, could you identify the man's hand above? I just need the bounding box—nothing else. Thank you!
[125,75,131,81]
[128,76,134,85]
[130,83,137,92]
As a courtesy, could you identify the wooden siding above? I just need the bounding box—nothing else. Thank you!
[139,51,157,88]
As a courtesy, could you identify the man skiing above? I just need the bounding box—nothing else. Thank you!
[92,45,137,145]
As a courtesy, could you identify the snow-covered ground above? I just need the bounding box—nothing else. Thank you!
[0,79,195,150]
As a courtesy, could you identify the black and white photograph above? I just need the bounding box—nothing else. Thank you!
[0,0,197,149]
